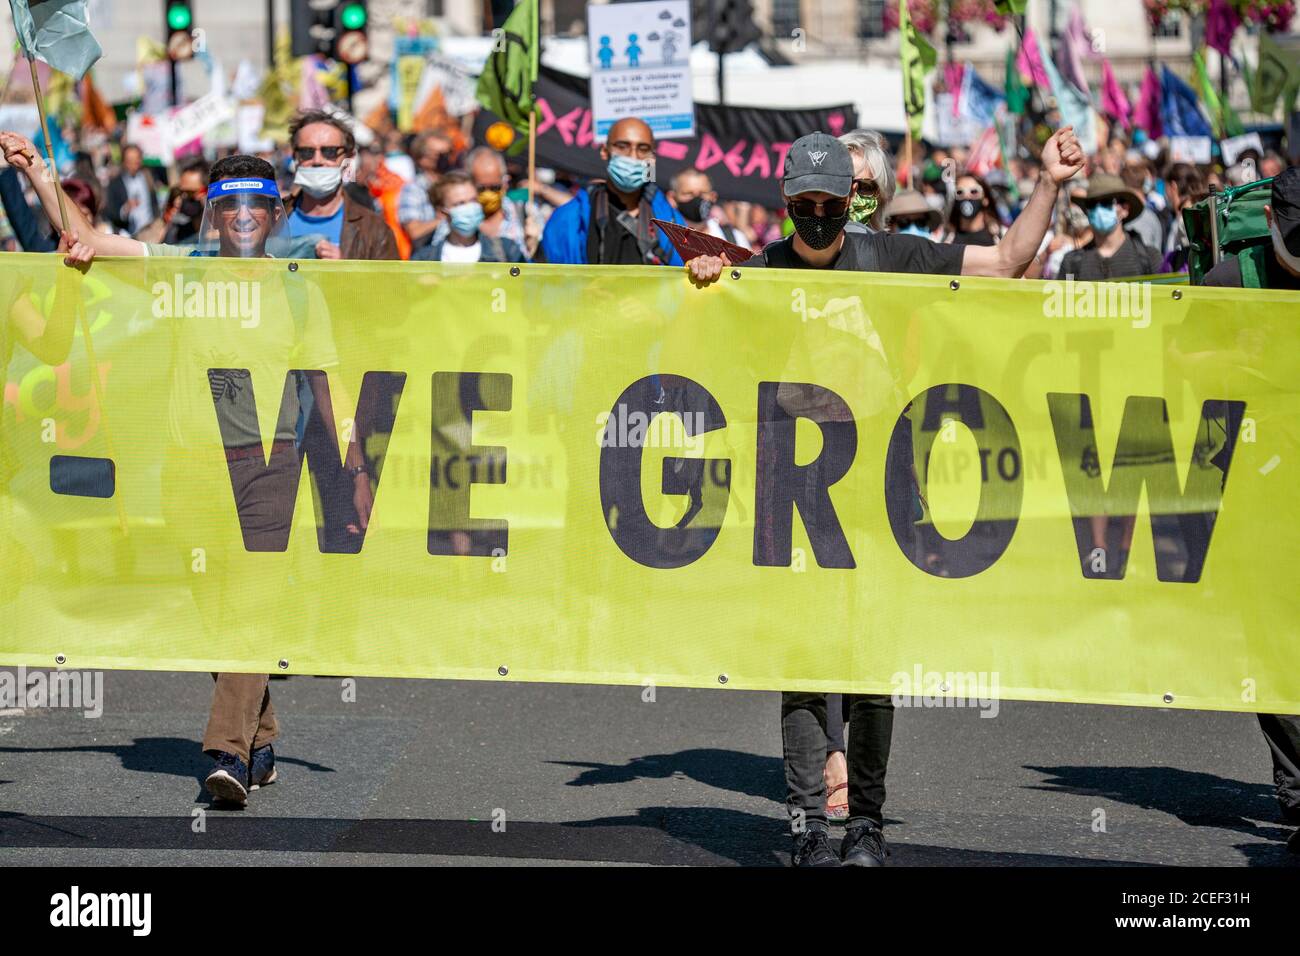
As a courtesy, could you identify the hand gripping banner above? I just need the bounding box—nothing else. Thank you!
[1,255,1297,713]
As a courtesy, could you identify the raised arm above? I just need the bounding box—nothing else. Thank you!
[0,131,146,258]
[961,126,1084,279]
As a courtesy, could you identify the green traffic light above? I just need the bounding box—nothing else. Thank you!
[339,3,367,30]
[167,4,192,31]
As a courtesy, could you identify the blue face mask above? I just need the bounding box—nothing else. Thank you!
[1087,201,1120,234]
[899,223,930,238]
[607,154,653,192]
[448,201,485,237]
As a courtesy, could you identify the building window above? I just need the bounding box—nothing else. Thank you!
[858,0,886,39]
[1152,12,1182,39]
[772,0,801,36]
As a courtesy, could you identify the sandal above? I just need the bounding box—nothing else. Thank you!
[825,782,849,823]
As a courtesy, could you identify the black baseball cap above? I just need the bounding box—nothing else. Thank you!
[783,132,854,198]
[1271,165,1300,256]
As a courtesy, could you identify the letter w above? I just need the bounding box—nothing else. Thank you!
[209,369,406,553]
[1046,393,1245,583]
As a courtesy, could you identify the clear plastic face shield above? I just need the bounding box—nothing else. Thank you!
[196,178,287,258]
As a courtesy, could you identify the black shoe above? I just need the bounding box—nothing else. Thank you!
[249,745,277,790]
[204,751,249,806]
[792,827,840,867]
[840,821,888,867]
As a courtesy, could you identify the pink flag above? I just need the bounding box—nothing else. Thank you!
[1205,0,1241,58]
[966,125,1002,177]
[1100,59,1131,129]
[1132,66,1164,141]
[944,61,966,117]
[1058,8,1092,95]
[1016,27,1051,89]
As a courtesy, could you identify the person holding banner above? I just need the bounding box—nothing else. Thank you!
[539,117,685,266]
[686,127,1083,867]
[1,133,378,806]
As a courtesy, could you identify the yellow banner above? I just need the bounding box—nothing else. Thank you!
[1,255,1297,713]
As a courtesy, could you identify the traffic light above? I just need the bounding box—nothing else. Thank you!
[707,0,760,55]
[165,0,195,61]
[291,0,368,64]
[334,1,369,65]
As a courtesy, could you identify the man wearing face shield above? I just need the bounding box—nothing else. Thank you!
[539,116,686,265]
[0,135,375,807]
[284,111,398,261]
[686,129,1084,867]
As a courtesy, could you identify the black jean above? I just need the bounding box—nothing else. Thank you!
[782,692,894,831]
[1259,713,1300,821]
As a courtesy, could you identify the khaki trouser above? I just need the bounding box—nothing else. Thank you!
[203,672,278,763]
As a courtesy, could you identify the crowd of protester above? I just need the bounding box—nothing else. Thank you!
[0,101,1296,867]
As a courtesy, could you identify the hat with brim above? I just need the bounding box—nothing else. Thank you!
[1070,174,1145,224]
[884,189,942,230]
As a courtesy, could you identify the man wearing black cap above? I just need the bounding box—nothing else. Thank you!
[1199,166,1300,856]
[688,128,1081,283]
[687,127,1084,867]
[1202,165,1300,290]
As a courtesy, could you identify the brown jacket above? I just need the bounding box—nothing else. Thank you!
[284,190,399,261]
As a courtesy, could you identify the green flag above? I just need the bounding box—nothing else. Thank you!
[899,0,936,143]
[8,0,101,80]
[992,0,1028,14]
[1005,47,1029,115]
[476,0,539,154]
[1194,48,1243,139]
[1253,30,1300,117]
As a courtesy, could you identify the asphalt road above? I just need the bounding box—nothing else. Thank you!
[0,670,1295,866]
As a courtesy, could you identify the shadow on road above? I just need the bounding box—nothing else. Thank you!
[0,808,1207,866]
[0,736,337,794]
[1025,764,1297,860]
[549,747,784,802]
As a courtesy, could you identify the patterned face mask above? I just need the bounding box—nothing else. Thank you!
[849,192,878,224]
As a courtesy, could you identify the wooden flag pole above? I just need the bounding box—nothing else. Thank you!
[28,58,129,536]
[527,109,537,211]
[28,58,71,233]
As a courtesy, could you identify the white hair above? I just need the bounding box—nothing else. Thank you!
[838,129,896,230]
[464,146,508,177]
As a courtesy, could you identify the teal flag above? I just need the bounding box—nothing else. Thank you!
[8,0,102,81]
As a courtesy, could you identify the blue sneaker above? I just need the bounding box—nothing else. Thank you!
[249,745,277,790]
[205,751,249,805]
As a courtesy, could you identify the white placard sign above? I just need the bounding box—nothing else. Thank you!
[587,0,694,140]
[1169,135,1213,165]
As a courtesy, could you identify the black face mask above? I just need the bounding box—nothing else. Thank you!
[957,199,981,220]
[788,203,848,250]
[677,195,712,223]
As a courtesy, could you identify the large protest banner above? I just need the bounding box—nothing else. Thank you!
[474,66,858,206]
[0,255,1297,714]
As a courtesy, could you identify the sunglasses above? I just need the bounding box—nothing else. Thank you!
[789,197,850,218]
[476,183,505,193]
[212,198,271,219]
[892,217,929,230]
[955,186,984,199]
[854,178,880,197]
[293,145,348,162]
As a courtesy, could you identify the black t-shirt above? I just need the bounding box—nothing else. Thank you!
[1201,250,1300,290]
[587,188,647,266]
[1058,235,1161,281]
[952,228,997,246]
[743,231,966,275]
